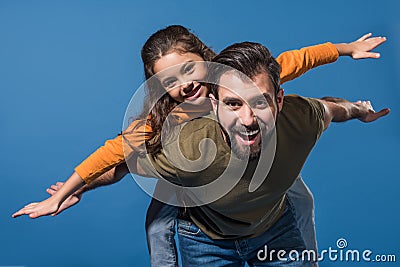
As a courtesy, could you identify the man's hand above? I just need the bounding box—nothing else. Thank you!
[320,97,390,130]
[335,33,386,59]
[354,100,390,122]
[46,182,82,216]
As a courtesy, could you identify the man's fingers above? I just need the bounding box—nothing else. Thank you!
[46,188,56,195]
[54,209,63,216]
[375,108,390,118]
[56,182,64,186]
[50,185,60,191]
[366,108,390,122]
[356,32,372,42]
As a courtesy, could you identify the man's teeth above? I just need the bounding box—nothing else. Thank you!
[239,129,259,136]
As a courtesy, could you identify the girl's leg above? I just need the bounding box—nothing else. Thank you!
[146,198,179,267]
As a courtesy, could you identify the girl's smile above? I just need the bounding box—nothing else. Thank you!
[153,51,209,103]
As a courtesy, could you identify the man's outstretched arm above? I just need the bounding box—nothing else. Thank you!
[318,96,390,130]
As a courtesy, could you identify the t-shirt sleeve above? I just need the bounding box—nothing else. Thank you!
[281,95,325,143]
[277,42,339,84]
[303,97,325,140]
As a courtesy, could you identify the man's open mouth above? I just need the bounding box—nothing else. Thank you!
[235,128,260,145]
[238,129,260,140]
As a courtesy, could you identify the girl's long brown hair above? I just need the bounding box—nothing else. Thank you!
[138,25,216,154]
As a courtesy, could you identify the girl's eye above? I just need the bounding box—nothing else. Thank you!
[163,78,177,88]
[183,63,195,74]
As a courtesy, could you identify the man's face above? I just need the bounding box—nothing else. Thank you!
[210,71,284,160]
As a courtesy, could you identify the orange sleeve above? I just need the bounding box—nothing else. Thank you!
[74,102,212,184]
[277,42,339,84]
[75,119,153,184]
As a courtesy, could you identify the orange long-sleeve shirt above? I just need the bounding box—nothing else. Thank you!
[75,42,339,184]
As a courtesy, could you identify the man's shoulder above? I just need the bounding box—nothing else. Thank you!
[159,114,225,159]
[160,115,228,171]
[283,94,324,119]
[284,94,318,107]
[280,94,325,140]
[180,115,220,138]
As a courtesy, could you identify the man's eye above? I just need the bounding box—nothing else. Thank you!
[225,101,242,110]
[254,100,268,109]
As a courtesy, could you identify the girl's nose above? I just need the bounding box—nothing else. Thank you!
[181,81,194,95]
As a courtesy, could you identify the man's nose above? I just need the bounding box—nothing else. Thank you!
[239,104,256,126]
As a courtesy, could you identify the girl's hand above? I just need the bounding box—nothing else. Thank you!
[12,172,85,219]
[12,197,60,219]
[335,33,386,59]
[46,182,82,216]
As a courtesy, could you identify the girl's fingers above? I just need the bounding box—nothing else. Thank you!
[24,202,38,208]
[12,207,33,218]
[356,33,372,42]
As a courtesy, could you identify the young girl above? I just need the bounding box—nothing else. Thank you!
[13,25,385,267]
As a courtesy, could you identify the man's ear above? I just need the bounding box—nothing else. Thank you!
[209,93,218,113]
[276,88,284,112]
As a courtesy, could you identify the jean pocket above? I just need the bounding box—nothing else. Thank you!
[177,219,202,237]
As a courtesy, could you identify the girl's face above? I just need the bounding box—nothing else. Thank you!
[153,51,209,103]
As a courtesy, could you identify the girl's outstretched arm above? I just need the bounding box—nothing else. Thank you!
[46,163,129,216]
[277,32,386,84]
[334,33,386,59]
[12,172,85,218]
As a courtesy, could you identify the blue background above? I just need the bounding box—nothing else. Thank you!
[1,1,399,266]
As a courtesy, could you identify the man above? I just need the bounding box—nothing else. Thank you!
[13,42,389,266]
[125,42,388,266]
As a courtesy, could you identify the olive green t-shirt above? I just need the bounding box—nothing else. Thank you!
[138,95,325,239]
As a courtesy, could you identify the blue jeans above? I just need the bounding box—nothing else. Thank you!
[286,177,318,257]
[177,200,309,266]
[146,199,179,267]
[146,176,316,267]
